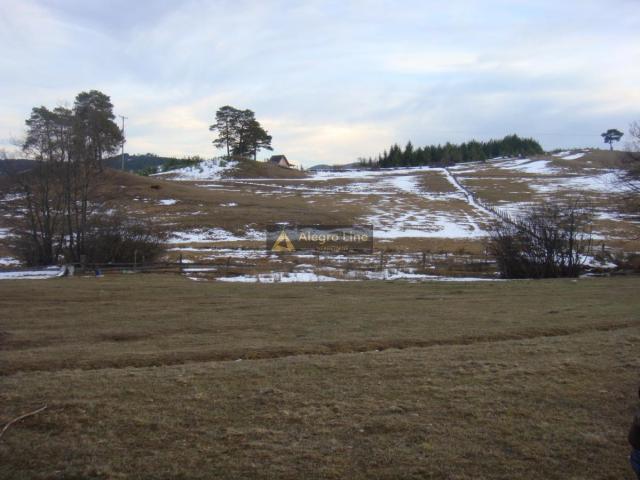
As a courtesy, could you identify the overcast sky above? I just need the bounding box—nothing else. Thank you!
[1,0,639,166]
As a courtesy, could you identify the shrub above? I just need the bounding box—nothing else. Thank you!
[83,212,166,264]
[13,210,166,266]
[487,201,593,278]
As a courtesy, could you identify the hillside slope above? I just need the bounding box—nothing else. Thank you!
[1,150,638,271]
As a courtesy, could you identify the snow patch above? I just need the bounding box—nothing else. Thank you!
[0,267,64,280]
[371,214,485,239]
[531,172,618,194]
[497,159,560,175]
[1,193,25,202]
[560,153,585,160]
[310,165,435,180]
[213,270,499,283]
[168,228,263,244]
[153,159,237,181]
[217,272,342,283]
[0,257,20,266]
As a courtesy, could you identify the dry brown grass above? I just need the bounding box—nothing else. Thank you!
[4,275,638,374]
[225,159,308,179]
[1,150,638,263]
[1,275,640,478]
[0,167,366,237]
[0,155,635,280]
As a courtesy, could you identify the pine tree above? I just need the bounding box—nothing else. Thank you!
[601,129,624,151]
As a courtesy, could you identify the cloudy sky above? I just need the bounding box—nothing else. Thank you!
[1,0,639,166]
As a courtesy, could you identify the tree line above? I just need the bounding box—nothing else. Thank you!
[361,134,544,168]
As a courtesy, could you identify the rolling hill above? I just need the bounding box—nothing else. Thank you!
[1,149,637,280]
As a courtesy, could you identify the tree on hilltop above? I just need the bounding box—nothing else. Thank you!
[601,128,624,151]
[209,106,272,160]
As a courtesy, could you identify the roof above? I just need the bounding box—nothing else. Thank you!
[269,155,294,167]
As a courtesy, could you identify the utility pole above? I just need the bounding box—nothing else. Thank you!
[119,115,128,171]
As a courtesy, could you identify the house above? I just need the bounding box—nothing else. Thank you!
[269,155,295,168]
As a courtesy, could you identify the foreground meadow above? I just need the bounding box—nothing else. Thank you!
[1,275,639,479]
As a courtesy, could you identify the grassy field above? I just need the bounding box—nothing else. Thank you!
[1,275,640,479]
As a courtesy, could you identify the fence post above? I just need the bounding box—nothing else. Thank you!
[179,254,183,273]
[134,249,138,272]
[422,252,426,271]
[379,250,384,271]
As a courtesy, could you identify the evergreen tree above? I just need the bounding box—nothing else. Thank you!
[72,90,123,171]
[368,134,542,168]
[210,106,242,158]
[210,106,273,159]
[601,129,624,151]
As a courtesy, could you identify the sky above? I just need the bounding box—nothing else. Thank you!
[1,0,639,166]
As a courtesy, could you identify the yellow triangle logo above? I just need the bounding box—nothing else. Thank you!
[271,229,295,252]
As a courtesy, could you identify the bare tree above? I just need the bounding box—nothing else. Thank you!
[620,122,640,193]
[14,107,68,264]
[488,201,594,278]
[612,121,640,218]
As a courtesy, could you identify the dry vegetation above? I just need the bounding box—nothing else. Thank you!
[101,171,370,235]
[2,150,639,260]
[225,159,308,179]
[1,275,640,479]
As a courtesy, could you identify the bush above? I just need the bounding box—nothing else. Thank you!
[13,211,166,266]
[488,202,593,278]
[83,212,166,264]
[11,234,52,267]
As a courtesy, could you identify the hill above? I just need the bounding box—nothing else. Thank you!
[1,149,637,277]
[153,157,307,180]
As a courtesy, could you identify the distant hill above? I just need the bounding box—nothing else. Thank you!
[307,164,332,171]
[1,154,184,175]
[0,159,35,175]
[103,153,177,172]
[308,162,364,171]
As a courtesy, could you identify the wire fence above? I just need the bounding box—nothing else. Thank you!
[0,249,499,281]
